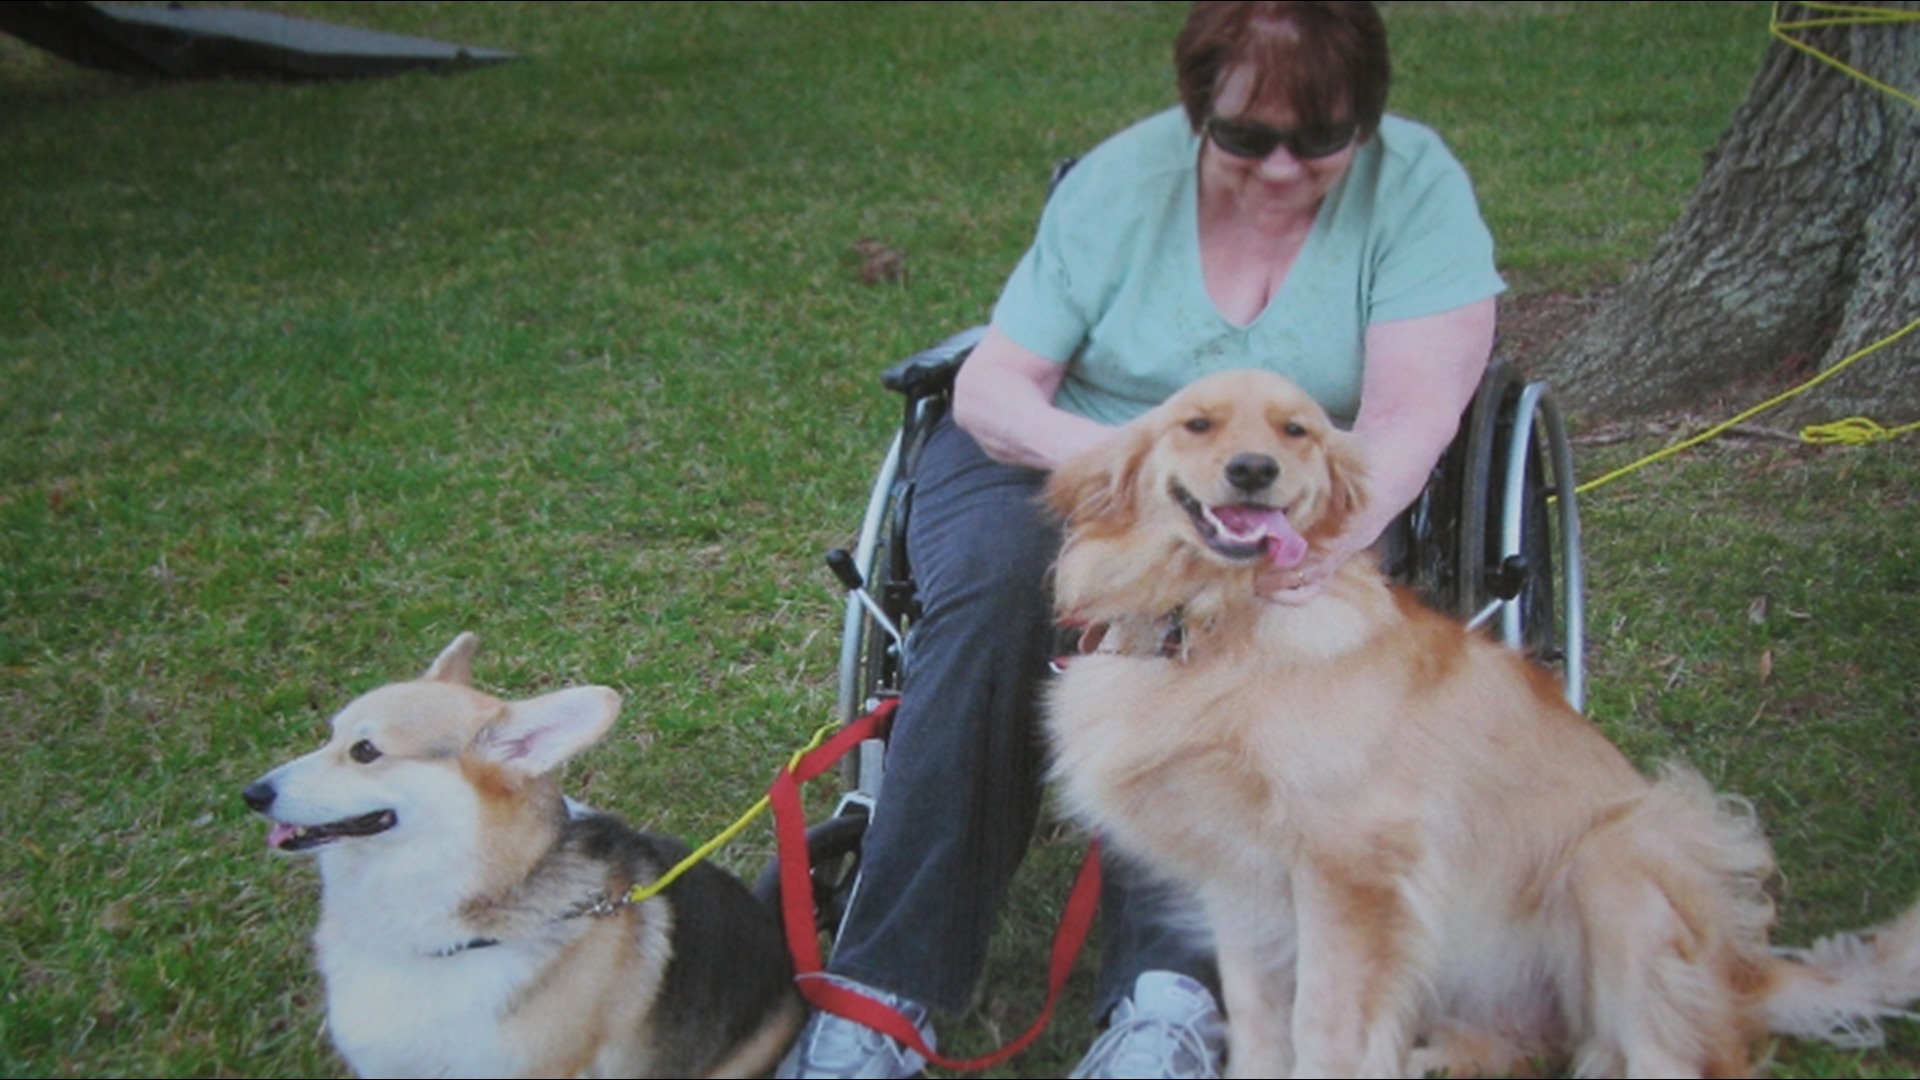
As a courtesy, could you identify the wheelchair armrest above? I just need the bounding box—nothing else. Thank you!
[881,326,986,398]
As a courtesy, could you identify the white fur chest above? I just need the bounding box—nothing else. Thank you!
[1050,652,1309,885]
[320,942,530,1078]
[312,850,543,1078]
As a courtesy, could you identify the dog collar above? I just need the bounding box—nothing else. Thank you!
[571,890,637,919]
[426,889,635,959]
[1071,611,1188,661]
[429,937,501,957]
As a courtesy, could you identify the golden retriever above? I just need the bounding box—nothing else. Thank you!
[1042,369,1920,1079]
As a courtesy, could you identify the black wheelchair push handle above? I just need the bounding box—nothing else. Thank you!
[826,547,866,592]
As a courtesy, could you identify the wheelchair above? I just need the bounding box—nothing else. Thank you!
[759,328,1588,932]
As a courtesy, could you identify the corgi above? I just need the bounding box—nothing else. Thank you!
[244,633,801,1078]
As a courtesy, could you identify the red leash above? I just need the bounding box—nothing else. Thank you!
[770,698,1103,1072]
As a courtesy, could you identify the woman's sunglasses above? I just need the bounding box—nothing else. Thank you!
[1205,116,1360,161]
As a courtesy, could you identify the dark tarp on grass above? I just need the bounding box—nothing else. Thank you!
[0,2,514,79]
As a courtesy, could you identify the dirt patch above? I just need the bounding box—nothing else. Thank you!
[1493,289,1610,378]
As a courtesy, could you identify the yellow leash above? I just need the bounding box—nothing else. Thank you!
[617,720,844,906]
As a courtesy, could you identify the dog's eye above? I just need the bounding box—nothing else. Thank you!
[1184,417,1213,434]
[1282,421,1308,438]
[349,739,382,764]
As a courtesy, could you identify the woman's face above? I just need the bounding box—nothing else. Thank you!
[1199,64,1360,226]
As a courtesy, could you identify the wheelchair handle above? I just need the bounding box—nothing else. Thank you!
[826,547,866,591]
[1491,555,1530,602]
[1465,555,1531,634]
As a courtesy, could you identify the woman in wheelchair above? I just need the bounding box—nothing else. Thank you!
[778,4,1505,1077]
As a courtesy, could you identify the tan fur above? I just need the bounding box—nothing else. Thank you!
[1043,370,1920,1079]
[247,634,801,1078]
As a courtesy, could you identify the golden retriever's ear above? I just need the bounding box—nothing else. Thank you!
[1315,429,1371,541]
[1044,424,1150,531]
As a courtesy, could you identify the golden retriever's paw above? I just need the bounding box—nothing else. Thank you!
[1409,1023,1542,1078]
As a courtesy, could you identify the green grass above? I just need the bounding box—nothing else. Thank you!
[1573,439,1920,1079]
[4,2,1915,1076]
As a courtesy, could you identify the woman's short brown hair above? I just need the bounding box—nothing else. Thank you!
[1175,1,1390,136]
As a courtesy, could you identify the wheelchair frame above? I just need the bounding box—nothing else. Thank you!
[752,328,989,925]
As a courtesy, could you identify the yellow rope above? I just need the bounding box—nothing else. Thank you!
[619,720,842,906]
[1803,416,1920,444]
[1579,3,1917,494]
[1771,2,1920,107]
[1576,313,1920,494]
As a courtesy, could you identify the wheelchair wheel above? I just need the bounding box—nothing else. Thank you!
[1456,364,1555,652]
[1401,362,1585,709]
[751,808,869,934]
[1501,380,1585,710]
[836,429,906,731]
[1396,366,1511,625]
[783,333,974,948]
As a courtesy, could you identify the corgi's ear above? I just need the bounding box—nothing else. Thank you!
[477,686,622,778]
[1044,425,1150,533]
[425,632,480,685]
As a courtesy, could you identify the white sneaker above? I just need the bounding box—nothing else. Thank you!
[1070,971,1226,1079]
[775,974,936,1079]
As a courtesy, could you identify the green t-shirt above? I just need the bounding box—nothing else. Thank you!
[991,109,1505,426]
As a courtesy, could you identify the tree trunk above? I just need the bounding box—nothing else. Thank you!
[1540,1,1919,425]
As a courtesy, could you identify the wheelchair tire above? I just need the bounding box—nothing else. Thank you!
[1506,419,1560,662]
[1404,363,1562,658]
[752,809,869,934]
[837,434,906,716]
[1452,361,1515,623]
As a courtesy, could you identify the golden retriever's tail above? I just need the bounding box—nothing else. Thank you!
[1763,901,1920,1048]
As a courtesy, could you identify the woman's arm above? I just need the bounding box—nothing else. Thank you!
[951,325,1115,472]
[1348,296,1498,550]
[1263,296,1497,597]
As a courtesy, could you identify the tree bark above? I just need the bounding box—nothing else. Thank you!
[1540,1,1919,425]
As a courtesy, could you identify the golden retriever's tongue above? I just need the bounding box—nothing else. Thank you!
[1214,505,1310,568]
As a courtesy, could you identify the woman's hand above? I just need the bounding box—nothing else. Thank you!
[1257,297,1498,604]
[1255,534,1366,604]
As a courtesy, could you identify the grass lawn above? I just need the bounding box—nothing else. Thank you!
[3,2,1915,1076]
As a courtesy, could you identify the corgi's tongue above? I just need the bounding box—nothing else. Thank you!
[260,809,397,852]
[1212,505,1309,568]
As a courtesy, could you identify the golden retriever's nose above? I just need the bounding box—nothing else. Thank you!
[1225,453,1280,493]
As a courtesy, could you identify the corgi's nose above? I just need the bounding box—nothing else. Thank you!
[243,779,277,814]
[1226,453,1280,492]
